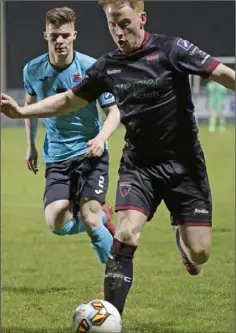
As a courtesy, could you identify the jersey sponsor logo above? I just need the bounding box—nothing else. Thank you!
[114,78,160,100]
[120,182,131,197]
[72,72,82,82]
[107,69,121,75]
[177,39,192,51]
[103,92,113,100]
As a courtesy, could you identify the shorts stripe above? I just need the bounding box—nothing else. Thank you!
[115,205,149,216]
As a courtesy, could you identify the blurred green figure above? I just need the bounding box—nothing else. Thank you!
[205,81,228,132]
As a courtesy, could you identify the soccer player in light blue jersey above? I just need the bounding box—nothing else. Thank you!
[23,7,117,265]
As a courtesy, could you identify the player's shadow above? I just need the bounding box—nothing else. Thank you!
[1,285,71,295]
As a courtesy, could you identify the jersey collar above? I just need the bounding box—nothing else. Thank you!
[140,31,150,49]
[49,51,76,72]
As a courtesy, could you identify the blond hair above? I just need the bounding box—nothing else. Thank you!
[46,7,76,27]
[98,0,144,12]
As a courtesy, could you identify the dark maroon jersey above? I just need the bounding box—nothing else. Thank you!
[72,33,220,165]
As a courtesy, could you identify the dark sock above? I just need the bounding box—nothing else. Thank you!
[104,238,137,315]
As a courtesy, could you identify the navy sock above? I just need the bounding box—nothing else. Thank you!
[104,238,137,315]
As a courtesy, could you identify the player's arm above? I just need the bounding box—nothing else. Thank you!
[1,65,108,119]
[24,92,39,173]
[86,104,121,157]
[1,90,86,119]
[99,104,121,141]
[210,63,235,91]
[86,92,120,157]
[168,38,235,91]
[98,92,121,140]
[24,92,38,144]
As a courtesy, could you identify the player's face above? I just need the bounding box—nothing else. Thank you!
[104,4,147,53]
[44,23,77,56]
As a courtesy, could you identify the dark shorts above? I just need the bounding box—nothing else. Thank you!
[115,152,212,226]
[43,152,109,208]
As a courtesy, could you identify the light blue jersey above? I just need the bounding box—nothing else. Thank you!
[23,51,115,163]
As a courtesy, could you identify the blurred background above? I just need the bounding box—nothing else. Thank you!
[1,1,235,127]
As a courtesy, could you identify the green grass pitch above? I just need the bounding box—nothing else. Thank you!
[1,126,234,333]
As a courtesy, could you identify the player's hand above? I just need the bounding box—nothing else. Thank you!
[25,145,38,175]
[86,134,105,158]
[1,93,23,119]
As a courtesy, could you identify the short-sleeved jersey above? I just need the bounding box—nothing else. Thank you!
[23,51,115,163]
[72,33,220,165]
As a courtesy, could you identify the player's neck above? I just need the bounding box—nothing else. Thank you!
[138,30,146,49]
[121,30,147,55]
[49,50,74,69]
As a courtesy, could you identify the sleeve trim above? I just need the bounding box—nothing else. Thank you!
[207,59,221,73]
[71,85,94,103]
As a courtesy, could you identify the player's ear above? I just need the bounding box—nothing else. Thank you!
[43,31,48,41]
[140,11,147,28]
[73,31,77,40]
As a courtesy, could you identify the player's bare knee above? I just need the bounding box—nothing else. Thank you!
[45,200,71,231]
[189,244,211,264]
[115,213,142,246]
[80,199,101,231]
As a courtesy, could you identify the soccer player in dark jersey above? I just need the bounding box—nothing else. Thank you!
[2,0,235,316]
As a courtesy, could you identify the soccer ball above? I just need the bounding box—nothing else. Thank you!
[72,299,122,333]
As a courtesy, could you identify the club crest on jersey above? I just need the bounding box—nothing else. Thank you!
[72,72,81,82]
[120,182,131,197]
[177,39,192,51]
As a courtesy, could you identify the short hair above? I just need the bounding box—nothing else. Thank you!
[46,7,76,27]
[98,0,144,12]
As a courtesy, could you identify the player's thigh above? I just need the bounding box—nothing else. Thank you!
[45,199,73,229]
[115,161,162,222]
[80,151,109,204]
[44,163,74,228]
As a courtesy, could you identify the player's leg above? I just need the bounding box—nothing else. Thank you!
[104,209,147,315]
[218,107,226,132]
[45,199,81,235]
[76,202,116,236]
[208,110,217,132]
[79,198,113,263]
[44,161,82,235]
[177,224,211,265]
[104,163,160,315]
[79,151,115,263]
[164,155,212,275]
[44,160,114,237]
